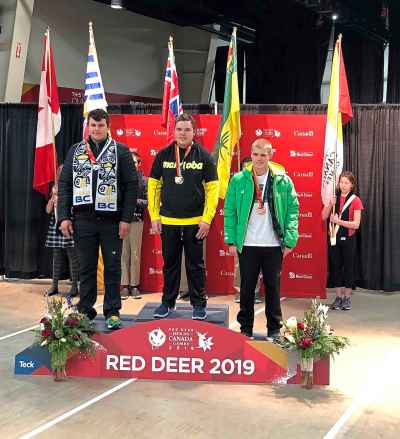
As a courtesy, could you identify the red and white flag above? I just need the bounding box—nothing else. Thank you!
[161,37,182,143]
[33,30,61,195]
[321,35,352,207]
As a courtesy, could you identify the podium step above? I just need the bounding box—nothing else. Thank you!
[135,302,229,327]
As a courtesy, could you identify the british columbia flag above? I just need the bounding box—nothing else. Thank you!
[161,37,183,143]
[82,22,108,139]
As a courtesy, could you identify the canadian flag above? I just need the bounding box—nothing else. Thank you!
[33,30,61,195]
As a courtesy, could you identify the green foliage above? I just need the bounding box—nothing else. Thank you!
[35,297,97,373]
[279,300,350,360]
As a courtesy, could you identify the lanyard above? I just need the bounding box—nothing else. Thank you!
[85,138,112,167]
[175,143,192,177]
[252,168,268,209]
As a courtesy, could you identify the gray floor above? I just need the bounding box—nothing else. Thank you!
[0,280,399,439]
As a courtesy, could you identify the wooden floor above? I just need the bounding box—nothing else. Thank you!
[0,280,399,439]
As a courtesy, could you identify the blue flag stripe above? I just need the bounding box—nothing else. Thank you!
[85,82,102,90]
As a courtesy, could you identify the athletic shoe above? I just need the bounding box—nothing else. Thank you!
[45,287,59,297]
[330,296,343,310]
[106,315,122,330]
[120,287,130,300]
[154,304,170,318]
[131,287,142,299]
[240,331,254,340]
[266,330,280,342]
[341,296,352,310]
[192,306,207,320]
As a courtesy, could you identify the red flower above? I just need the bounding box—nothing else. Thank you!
[300,337,313,349]
[40,317,51,327]
[65,318,79,327]
[41,329,52,338]
[297,322,305,330]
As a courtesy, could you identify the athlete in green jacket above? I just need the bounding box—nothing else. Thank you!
[223,138,299,339]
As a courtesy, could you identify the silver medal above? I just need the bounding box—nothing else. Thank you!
[175,176,184,184]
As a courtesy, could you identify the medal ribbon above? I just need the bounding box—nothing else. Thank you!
[175,143,192,178]
[85,141,99,167]
[252,167,265,209]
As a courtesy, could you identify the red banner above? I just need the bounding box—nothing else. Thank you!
[110,114,327,298]
[22,319,329,385]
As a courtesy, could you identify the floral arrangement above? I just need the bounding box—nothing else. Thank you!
[279,300,349,388]
[35,297,97,381]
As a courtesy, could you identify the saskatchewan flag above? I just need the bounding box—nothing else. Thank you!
[213,27,241,199]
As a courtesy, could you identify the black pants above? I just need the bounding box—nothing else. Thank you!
[74,216,122,319]
[329,235,356,288]
[161,224,206,308]
[52,247,79,289]
[237,246,283,335]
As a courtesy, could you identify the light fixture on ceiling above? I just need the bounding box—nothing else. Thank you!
[111,0,124,9]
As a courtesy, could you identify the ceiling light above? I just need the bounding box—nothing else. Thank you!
[111,0,124,9]
[332,13,338,21]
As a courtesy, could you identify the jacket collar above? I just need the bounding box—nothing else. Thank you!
[243,161,286,178]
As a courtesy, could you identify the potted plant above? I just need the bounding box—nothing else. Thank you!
[279,300,349,389]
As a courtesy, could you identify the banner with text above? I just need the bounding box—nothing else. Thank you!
[110,114,327,298]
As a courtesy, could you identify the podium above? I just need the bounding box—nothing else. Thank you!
[15,303,329,385]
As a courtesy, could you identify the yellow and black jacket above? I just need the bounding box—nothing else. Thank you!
[148,142,219,225]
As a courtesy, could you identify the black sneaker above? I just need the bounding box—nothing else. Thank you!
[330,296,343,310]
[192,306,207,320]
[154,304,170,318]
[240,331,254,339]
[45,287,59,297]
[266,331,280,342]
[120,287,130,300]
[341,296,352,310]
[131,287,142,299]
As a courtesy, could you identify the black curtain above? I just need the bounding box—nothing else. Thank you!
[1,103,399,290]
[343,105,400,290]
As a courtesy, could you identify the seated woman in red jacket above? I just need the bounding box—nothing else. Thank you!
[322,171,364,311]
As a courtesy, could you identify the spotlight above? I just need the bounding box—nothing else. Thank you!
[332,13,338,21]
[111,0,124,9]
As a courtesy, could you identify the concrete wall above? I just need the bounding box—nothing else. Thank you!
[24,0,211,102]
[0,0,17,100]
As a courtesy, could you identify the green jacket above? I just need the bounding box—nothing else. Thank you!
[223,162,299,253]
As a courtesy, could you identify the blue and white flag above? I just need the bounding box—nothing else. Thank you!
[83,22,108,137]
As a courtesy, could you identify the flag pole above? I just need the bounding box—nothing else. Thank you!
[46,27,58,219]
[46,29,58,180]
[329,34,342,243]
[333,34,343,212]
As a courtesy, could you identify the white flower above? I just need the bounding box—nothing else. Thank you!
[285,317,297,330]
[40,340,47,346]
[60,338,67,343]
[317,303,329,318]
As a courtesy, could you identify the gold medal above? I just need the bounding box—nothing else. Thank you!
[175,176,184,184]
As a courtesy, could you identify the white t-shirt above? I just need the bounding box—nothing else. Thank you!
[243,172,281,247]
